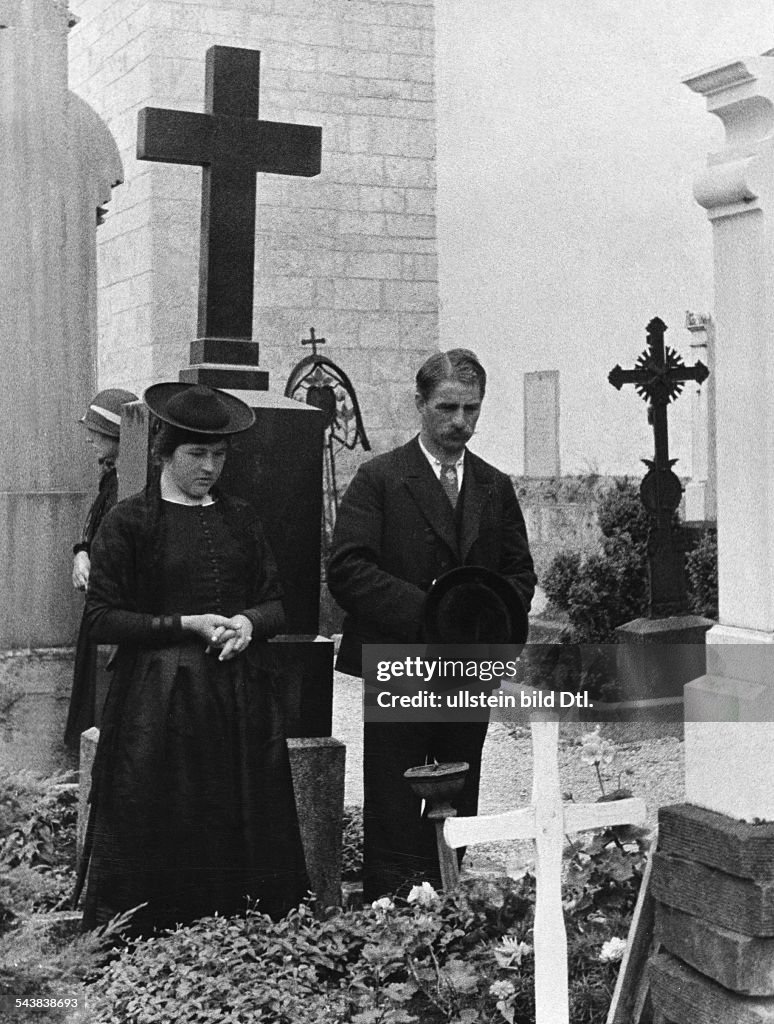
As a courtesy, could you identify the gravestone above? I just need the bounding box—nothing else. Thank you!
[524,371,560,478]
[608,319,713,719]
[0,0,122,771]
[642,50,774,1024]
[683,312,717,526]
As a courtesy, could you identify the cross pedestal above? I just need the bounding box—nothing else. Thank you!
[444,721,646,1024]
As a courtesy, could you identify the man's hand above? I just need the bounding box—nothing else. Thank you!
[72,551,90,591]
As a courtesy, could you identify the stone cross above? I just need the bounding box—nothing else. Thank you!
[137,45,322,343]
[609,317,709,617]
[444,721,646,1024]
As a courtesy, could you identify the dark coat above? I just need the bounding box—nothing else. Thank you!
[327,436,536,676]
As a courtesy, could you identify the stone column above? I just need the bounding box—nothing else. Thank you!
[0,0,122,768]
[682,54,774,818]
[644,52,774,1024]
[683,312,716,525]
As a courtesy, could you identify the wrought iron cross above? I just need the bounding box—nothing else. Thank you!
[136,46,322,343]
[302,327,326,356]
[609,317,709,616]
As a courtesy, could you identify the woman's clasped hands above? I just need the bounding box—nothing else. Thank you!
[182,613,254,661]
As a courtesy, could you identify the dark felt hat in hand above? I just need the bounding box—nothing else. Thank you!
[424,566,529,645]
[143,383,255,435]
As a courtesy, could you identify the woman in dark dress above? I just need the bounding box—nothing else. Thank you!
[79,383,308,934]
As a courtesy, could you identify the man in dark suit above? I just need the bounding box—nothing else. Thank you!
[328,349,536,900]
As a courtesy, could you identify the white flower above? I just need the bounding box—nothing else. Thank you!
[406,881,439,906]
[371,897,394,915]
[599,936,627,963]
[489,979,516,999]
[580,727,615,767]
[493,936,532,969]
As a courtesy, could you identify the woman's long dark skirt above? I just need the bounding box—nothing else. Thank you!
[82,642,308,934]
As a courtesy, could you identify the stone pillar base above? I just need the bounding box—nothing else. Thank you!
[649,803,774,1023]
[0,647,76,774]
[615,615,713,701]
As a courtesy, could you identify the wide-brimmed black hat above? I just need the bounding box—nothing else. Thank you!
[143,383,255,435]
[424,566,529,645]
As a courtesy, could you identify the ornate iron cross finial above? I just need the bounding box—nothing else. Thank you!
[609,317,709,484]
[285,337,370,559]
[608,317,710,618]
[302,327,325,356]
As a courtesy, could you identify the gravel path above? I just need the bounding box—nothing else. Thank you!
[331,671,684,874]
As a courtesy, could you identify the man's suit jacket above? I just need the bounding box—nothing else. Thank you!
[327,436,537,676]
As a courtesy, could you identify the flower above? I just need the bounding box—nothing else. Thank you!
[371,897,394,915]
[599,936,627,963]
[580,727,615,767]
[493,936,532,969]
[406,881,438,906]
[489,980,516,999]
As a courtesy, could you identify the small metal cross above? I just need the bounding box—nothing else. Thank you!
[302,327,326,356]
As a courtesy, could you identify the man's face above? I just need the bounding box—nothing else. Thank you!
[416,379,482,459]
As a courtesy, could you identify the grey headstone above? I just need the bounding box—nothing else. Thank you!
[524,371,560,478]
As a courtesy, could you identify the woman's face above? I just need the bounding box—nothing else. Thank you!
[86,428,119,463]
[163,440,229,500]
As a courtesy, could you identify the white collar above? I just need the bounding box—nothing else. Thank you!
[417,435,466,469]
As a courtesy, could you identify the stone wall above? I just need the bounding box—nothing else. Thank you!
[67,0,439,455]
[514,476,611,582]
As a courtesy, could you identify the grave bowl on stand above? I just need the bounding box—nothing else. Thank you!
[404,761,469,811]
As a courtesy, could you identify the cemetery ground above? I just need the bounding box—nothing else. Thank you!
[0,671,683,1024]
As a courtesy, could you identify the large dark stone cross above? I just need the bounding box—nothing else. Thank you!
[137,45,322,346]
[609,317,710,617]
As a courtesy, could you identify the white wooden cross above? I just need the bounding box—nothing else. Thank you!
[444,720,646,1024]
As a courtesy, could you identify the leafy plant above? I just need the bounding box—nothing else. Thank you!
[0,770,78,919]
[81,732,649,1024]
[686,529,718,619]
[342,805,364,882]
[542,550,582,614]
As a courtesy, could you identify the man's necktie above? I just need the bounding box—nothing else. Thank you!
[440,463,459,508]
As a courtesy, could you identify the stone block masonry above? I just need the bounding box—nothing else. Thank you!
[650,804,774,1022]
[68,0,440,456]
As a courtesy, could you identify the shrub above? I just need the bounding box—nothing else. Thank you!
[542,479,718,647]
[686,530,718,619]
[543,479,649,647]
[0,770,78,919]
[542,550,582,613]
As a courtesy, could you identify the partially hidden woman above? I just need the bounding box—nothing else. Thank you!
[77,383,309,934]
[65,388,138,752]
